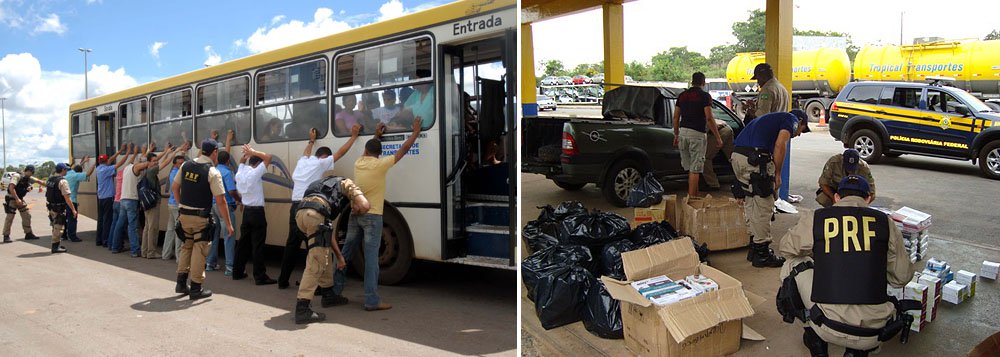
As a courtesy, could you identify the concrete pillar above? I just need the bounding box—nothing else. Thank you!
[766,0,794,200]
[521,22,538,117]
[602,3,624,90]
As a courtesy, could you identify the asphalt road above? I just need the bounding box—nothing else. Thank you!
[0,195,516,356]
[520,127,1000,356]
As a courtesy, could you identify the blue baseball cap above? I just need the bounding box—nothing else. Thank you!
[55,163,70,172]
[789,109,811,132]
[837,174,871,197]
[843,149,861,173]
[201,139,219,154]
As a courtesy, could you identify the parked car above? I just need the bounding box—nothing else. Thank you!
[522,85,745,206]
[829,81,1000,179]
[557,76,572,85]
[625,75,635,83]
[540,76,559,86]
[536,95,557,111]
[572,75,591,85]
[592,73,604,84]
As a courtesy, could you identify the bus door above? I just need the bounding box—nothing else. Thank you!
[96,112,116,157]
[441,35,515,266]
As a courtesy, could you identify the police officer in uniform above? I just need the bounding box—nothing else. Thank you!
[743,63,791,124]
[777,175,915,357]
[171,140,235,300]
[3,165,43,242]
[732,109,810,267]
[293,175,369,324]
[45,163,77,253]
[702,119,736,191]
[816,149,876,208]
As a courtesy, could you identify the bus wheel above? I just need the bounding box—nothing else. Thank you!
[337,206,413,285]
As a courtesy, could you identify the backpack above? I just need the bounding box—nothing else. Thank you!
[137,175,160,211]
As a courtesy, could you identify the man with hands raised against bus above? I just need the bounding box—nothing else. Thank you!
[332,117,422,311]
[277,124,362,290]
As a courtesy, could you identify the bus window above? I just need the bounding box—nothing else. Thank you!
[197,77,251,145]
[119,99,149,147]
[255,59,328,143]
[71,111,96,158]
[334,37,434,136]
[151,89,192,148]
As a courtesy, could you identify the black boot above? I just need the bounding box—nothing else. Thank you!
[2,235,11,243]
[843,348,870,357]
[189,282,213,300]
[750,242,785,268]
[746,236,755,261]
[51,243,67,253]
[24,233,39,240]
[803,327,829,357]
[320,287,349,308]
[175,273,190,294]
[295,299,326,324]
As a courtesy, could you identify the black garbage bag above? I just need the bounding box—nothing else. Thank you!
[522,245,593,302]
[690,237,711,263]
[559,211,631,247]
[626,172,663,208]
[536,205,557,222]
[581,278,624,339]
[602,239,638,280]
[553,201,587,219]
[536,266,593,330]
[522,220,560,252]
[629,221,679,247]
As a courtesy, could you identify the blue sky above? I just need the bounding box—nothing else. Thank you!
[0,0,449,166]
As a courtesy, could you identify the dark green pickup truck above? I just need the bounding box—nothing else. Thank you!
[522,85,744,206]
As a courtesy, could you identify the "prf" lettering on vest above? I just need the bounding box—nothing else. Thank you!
[184,172,200,183]
[822,216,878,253]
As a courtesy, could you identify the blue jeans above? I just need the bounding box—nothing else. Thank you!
[108,201,122,250]
[334,214,383,307]
[97,198,113,245]
[111,199,140,255]
[65,202,79,240]
[206,205,237,271]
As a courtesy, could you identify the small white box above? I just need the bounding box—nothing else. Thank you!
[904,282,928,303]
[955,270,977,298]
[887,285,904,300]
[942,281,967,304]
[919,275,942,298]
[981,261,999,280]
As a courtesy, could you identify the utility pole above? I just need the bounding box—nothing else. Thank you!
[78,48,92,99]
[1,97,6,173]
[899,12,904,46]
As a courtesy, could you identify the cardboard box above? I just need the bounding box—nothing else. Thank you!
[603,238,756,357]
[678,195,748,251]
[634,199,667,226]
[981,261,999,280]
[955,270,977,298]
[942,281,967,304]
[891,206,932,231]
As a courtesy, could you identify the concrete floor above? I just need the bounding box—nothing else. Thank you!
[0,196,516,356]
[520,127,1000,356]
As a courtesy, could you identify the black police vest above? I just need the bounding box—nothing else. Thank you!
[811,206,890,305]
[14,174,32,199]
[46,176,65,204]
[302,176,348,218]
[179,161,213,209]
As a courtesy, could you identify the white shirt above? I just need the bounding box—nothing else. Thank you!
[291,155,334,201]
[120,164,141,200]
[235,163,267,207]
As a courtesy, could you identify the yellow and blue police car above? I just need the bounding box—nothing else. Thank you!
[829,79,1000,179]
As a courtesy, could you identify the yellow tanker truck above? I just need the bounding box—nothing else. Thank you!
[726,40,1000,121]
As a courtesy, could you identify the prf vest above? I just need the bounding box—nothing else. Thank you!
[179,162,213,209]
[811,206,890,305]
[14,174,32,199]
[302,176,348,218]
[46,176,65,204]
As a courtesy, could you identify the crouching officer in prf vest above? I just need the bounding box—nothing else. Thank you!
[46,163,77,253]
[731,109,809,268]
[776,175,918,357]
[293,175,370,324]
[171,140,235,300]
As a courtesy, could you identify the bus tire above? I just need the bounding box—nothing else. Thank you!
[336,205,414,285]
[978,140,1000,180]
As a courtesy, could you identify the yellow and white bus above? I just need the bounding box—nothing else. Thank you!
[68,0,516,283]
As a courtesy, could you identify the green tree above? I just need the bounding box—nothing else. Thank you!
[624,60,649,81]
[707,44,738,78]
[986,30,1000,41]
[540,59,568,77]
[732,9,766,52]
[649,47,709,82]
[36,161,55,179]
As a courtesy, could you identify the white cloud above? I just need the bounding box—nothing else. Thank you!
[86,0,102,4]
[149,41,166,59]
[270,15,285,24]
[33,13,66,35]
[243,7,352,54]
[377,0,406,22]
[0,53,137,165]
[203,45,221,66]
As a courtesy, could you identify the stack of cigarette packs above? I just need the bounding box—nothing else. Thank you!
[630,274,719,306]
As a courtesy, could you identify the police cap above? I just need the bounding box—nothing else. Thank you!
[837,174,871,197]
[55,163,70,172]
[750,63,773,80]
[843,149,861,173]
